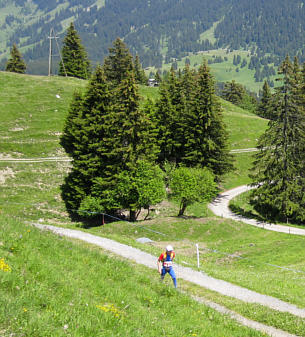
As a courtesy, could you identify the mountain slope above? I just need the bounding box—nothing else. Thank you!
[0,0,304,75]
[215,0,305,60]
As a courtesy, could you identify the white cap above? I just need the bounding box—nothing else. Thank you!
[166,245,173,252]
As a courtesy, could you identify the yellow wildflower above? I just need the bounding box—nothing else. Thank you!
[96,303,124,319]
[0,258,11,272]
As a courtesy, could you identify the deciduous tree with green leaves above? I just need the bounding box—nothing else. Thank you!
[169,166,217,216]
[59,22,90,79]
[115,160,165,221]
[5,43,26,74]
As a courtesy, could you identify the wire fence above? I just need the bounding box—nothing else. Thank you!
[1,199,305,277]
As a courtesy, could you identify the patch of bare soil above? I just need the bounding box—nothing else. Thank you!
[216,251,243,265]
[0,152,23,159]
[0,167,15,184]
[9,127,28,132]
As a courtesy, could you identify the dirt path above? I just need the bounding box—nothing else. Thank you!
[32,223,305,317]
[0,156,71,163]
[192,295,298,337]
[208,185,305,236]
[0,148,256,163]
[33,223,304,337]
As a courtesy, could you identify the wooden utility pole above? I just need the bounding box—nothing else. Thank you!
[48,28,67,77]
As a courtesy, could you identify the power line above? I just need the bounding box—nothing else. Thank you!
[48,28,67,77]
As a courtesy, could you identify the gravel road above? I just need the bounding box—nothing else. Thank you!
[33,223,305,318]
[208,185,305,236]
[32,223,304,337]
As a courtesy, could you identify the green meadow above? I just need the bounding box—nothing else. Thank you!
[0,71,304,336]
[147,48,278,94]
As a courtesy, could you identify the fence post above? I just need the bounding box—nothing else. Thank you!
[196,243,200,268]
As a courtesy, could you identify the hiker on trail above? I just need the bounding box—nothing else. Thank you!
[157,245,177,288]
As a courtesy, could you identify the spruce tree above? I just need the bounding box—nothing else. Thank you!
[182,61,233,176]
[250,56,305,222]
[155,68,185,164]
[59,22,90,79]
[103,38,134,86]
[60,66,112,214]
[154,71,162,84]
[61,41,158,220]
[87,68,157,220]
[134,55,147,85]
[257,80,273,119]
[60,91,83,156]
[155,82,177,163]
[5,44,26,74]
[221,80,245,105]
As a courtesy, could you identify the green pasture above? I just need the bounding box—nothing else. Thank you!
[147,48,278,93]
[1,216,268,337]
[1,72,304,336]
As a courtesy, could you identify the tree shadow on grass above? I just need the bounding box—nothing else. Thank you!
[168,215,206,220]
[229,204,269,223]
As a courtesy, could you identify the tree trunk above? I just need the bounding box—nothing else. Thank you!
[144,207,150,220]
[178,201,187,216]
[129,209,137,222]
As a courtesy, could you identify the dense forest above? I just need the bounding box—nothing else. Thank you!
[215,0,305,61]
[0,0,304,75]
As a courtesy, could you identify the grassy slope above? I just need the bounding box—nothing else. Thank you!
[0,0,105,60]
[2,216,267,337]
[147,49,278,94]
[0,72,304,336]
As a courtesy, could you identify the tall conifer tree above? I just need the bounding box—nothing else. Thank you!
[134,55,147,85]
[250,56,305,222]
[155,83,177,163]
[221,80,245,105]
[61,40,158,219]
[155,68,185,163]
[257,80,273,119]
[59,22,90,79]
[5,43,26,74]
[103,38,134,86]
[60,66,111,214]
[182,61,233,176]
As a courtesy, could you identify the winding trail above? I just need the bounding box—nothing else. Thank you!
[4,154,305,335]
[208,185,305,236]
[33,223,305,337]
[0,147,257,163]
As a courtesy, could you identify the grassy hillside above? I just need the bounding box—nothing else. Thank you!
[0,72,87,157]
[2,216,269,337]
[1,0,286,91]
[1,72,304,336]
[147,49,278,93]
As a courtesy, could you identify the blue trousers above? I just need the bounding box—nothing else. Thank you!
[161,267,177,288]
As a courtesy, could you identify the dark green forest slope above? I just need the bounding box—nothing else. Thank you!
[215,0,305,60]
[0,0,304,74]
